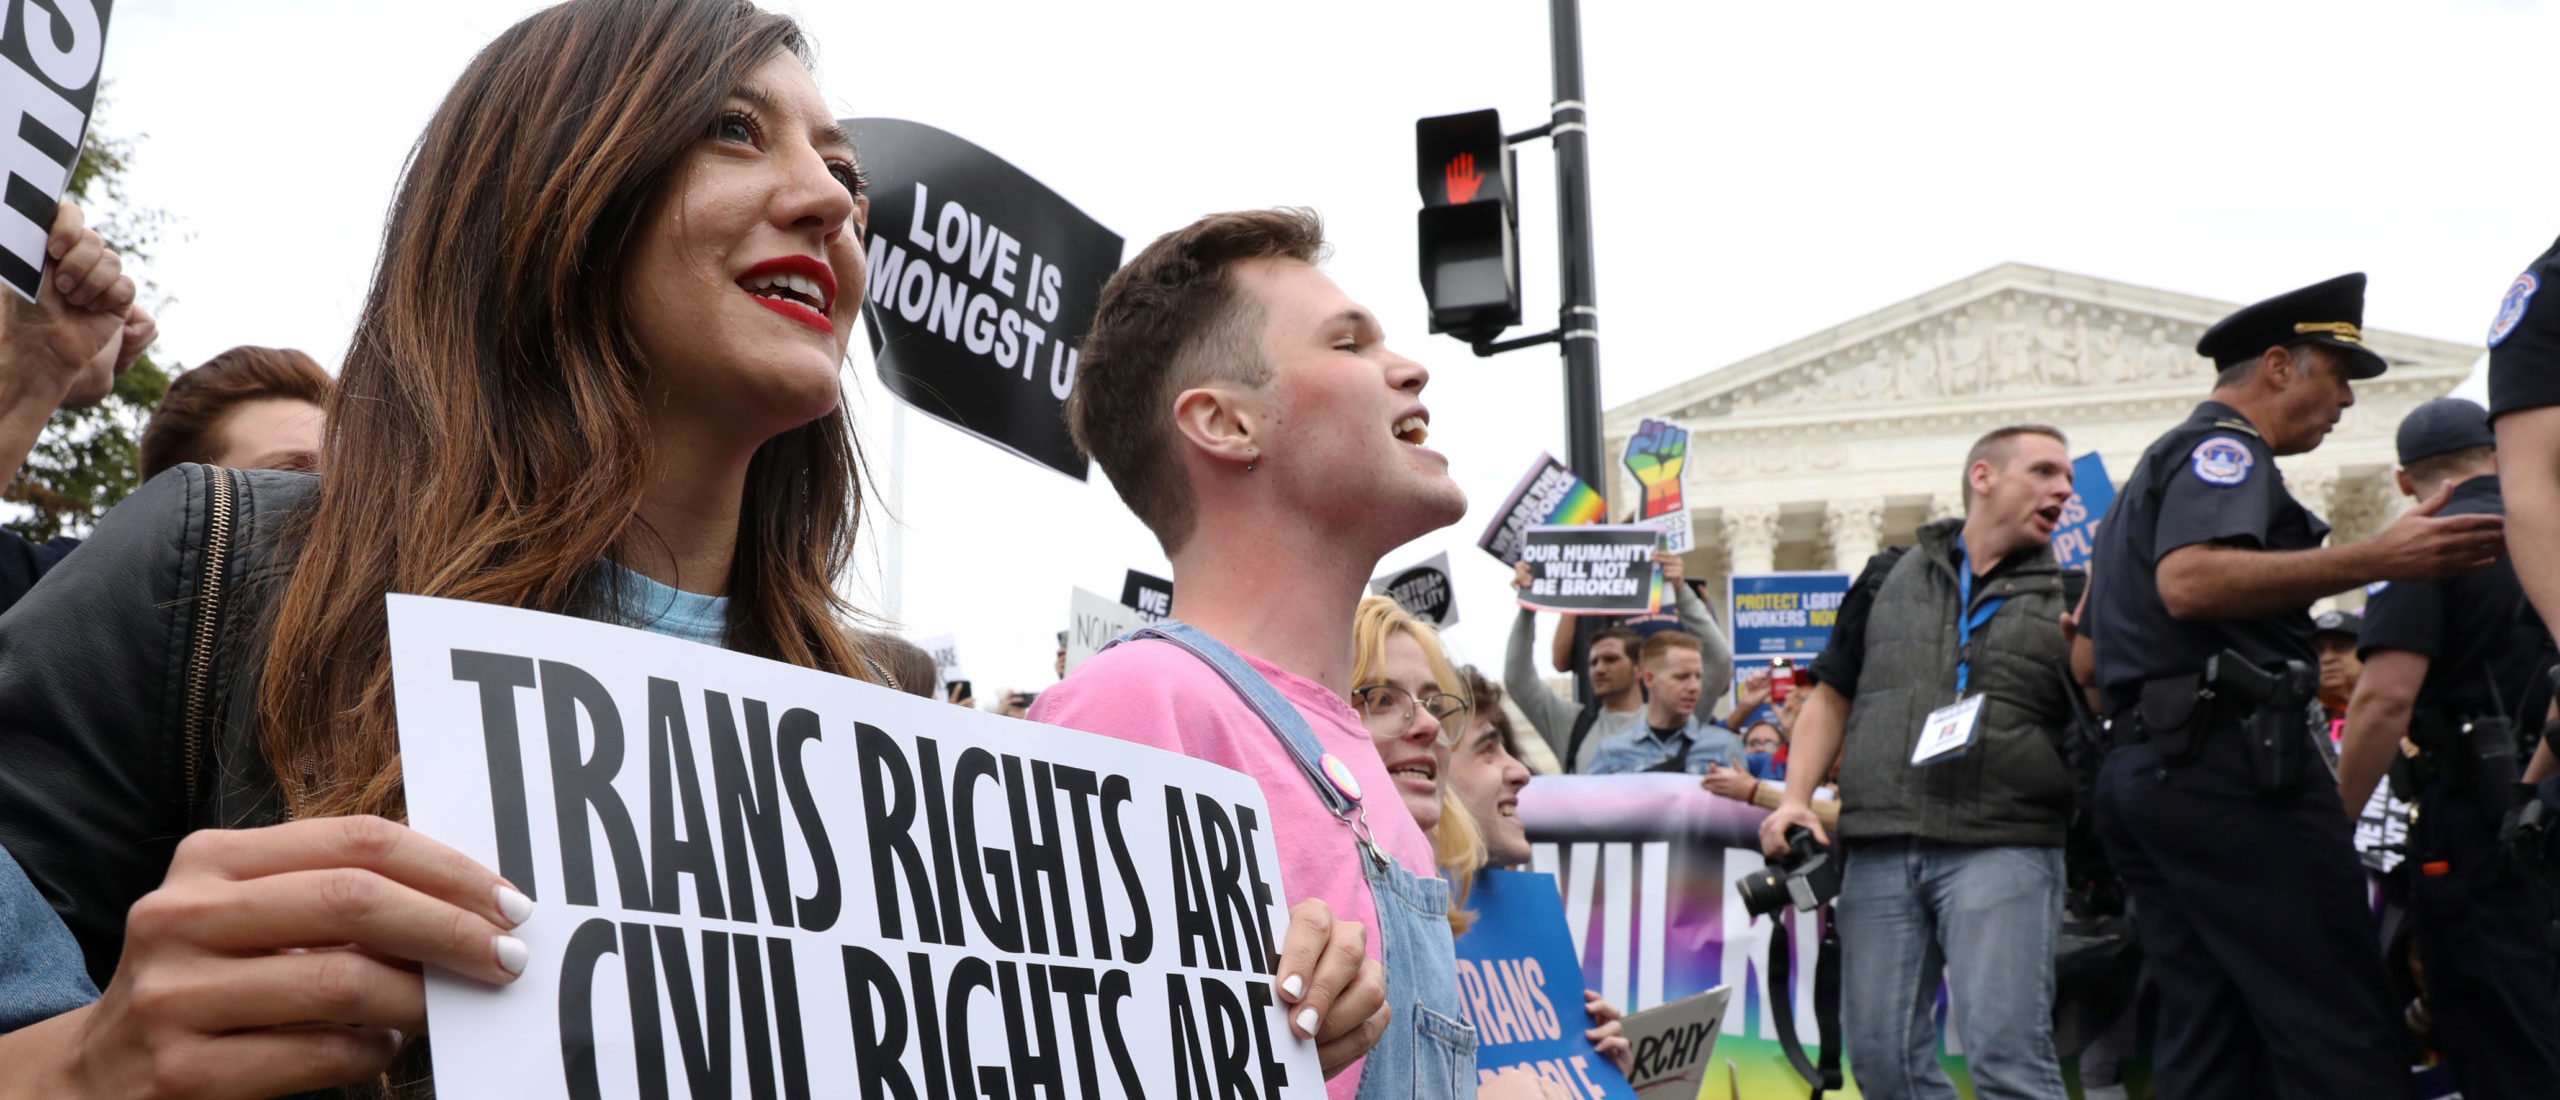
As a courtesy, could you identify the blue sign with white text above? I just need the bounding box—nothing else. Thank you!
[2049,452,2115,571]
[1455,870,1637,1099]
[1726,572,1851,659]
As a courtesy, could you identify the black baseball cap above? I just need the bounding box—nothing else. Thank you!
[2395,396,2495,466]
[2196,273,2390,380]
[2312,608,2362,640]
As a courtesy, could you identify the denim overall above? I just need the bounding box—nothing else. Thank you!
[1112,623,1478,1099]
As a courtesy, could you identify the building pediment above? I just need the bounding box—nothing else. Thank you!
[1610,263,2479,433]
[1599,263,2485,592]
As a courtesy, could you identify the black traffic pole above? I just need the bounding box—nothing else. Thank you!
[1549,0,1606,713]
[1548,0,1605,494]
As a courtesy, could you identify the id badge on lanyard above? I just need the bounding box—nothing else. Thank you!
[1914,538,2004,767]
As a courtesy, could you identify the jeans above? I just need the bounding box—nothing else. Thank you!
[0,842,96,1033]
[1836,839,2067,1100]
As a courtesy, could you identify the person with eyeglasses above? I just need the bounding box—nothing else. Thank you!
[1350,595,1484,933]
[1350,596,1635,1088]
[1583,632,1745,775]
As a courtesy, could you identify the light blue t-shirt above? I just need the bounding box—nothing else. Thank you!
[594,560,730,647]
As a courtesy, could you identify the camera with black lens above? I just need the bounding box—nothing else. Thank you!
[1737,825,1843,916]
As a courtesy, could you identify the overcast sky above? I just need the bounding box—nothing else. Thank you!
[99,0,2560,692]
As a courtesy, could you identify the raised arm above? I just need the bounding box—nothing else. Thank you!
[1506,564,1581,752]
[2156,480,2500,622]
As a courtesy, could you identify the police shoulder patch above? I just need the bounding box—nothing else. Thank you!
[2490,271,2540,349]
[2189,435,2255,487]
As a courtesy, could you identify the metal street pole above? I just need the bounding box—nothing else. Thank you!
[1550,0,1606,710]
[1549,0,1604,493]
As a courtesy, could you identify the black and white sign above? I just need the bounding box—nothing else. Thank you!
[1368,551,1458,628]
[1120,569,1174,623]
[1065,586,1144,676]
[916,632,966,687]
[1516,526,1662,615]
[390,596,1319,1100]
[850,118,1122,480]
[0,0,112,303]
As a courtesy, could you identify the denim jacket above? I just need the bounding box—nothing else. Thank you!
[0,842,97,1032]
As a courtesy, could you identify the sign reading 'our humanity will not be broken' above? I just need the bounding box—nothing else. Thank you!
[388,596,1320,1100]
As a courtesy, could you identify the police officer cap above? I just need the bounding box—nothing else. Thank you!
[2394,396,2495,466]
[2312,608,2362,639]
[2196,273,2390,380]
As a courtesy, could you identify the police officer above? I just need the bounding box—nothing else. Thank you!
[2083,273,2508,1098]
[2488,239,2560,788]
[2336,397,2560,1097]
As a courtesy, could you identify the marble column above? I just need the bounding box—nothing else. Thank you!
[2287,465,2340,530]
[1824,497,1886,572]
[1723,504,1781,576]
[1928,490,1965,524]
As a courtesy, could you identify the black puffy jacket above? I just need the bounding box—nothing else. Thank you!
[0,464,315,987]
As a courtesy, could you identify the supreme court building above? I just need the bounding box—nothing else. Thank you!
[1605,263,2484,622]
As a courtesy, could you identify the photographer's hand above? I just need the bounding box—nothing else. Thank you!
[1758,800,1827,857]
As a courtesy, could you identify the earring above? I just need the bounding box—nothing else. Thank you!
[1245,449,1259,473]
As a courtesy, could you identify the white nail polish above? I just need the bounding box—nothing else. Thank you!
[1281,974,1305,1000]
[1295,1007,1319,1036]
[495,884,535,927]
[495,935,530,976]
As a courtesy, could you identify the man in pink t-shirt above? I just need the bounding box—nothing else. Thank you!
[1030,209,1475,1099]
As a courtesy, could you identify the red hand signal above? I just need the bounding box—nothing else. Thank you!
[1445,152,1485,204]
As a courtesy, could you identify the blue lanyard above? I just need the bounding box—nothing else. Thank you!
[1955,535,2007,696]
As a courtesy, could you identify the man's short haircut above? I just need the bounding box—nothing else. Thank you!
[1067,208,1328,553]
[2405,444,2497,490]
[1639,630,1703,667]
[2214,341,2336,391]
[1960,423,2068,505]
[139,346,333,480]
[1588,625,1642,661]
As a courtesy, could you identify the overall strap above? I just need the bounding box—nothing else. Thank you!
[1104,622,1364,822]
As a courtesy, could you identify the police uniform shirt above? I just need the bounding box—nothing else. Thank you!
[2357,474,2555,723]
[2087,400,2331,713]
[2489,236,2560,418]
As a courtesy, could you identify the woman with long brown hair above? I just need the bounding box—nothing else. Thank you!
[0,0,879,1093]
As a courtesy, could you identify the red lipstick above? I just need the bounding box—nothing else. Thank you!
[737,255,839,335]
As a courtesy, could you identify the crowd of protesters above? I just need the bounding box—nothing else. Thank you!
[3,2,2560,1100]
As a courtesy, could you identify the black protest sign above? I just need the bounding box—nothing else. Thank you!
[1516,525,1662,615]
[1120,569,1173,623]
[389,596,1319,1098]
[1369,551,1459,628]
[851,118,1121,480]
[0,1,112,303]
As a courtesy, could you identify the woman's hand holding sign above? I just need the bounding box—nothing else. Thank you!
[1273,898,1391,1078]
[1,816,532,1100]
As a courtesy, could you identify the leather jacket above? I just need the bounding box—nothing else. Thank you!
[0,464,316,987]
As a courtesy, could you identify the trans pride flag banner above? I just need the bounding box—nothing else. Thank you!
[1519,776,1991,1099]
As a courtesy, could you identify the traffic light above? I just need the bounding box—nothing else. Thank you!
[1415,109,1520,343]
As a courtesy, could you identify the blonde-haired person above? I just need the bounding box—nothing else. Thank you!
[1351,595,1484,931]
[1353,598,1635,1082]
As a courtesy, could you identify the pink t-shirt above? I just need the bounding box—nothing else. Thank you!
[1027,638,1436,1100]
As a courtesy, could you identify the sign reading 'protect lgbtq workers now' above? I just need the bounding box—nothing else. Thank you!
[389,597,1318,1100]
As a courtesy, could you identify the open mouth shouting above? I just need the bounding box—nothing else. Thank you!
[2034,504,2063,534]
[739,255,838,335]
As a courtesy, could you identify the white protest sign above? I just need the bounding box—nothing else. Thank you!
[0,0,113,302]
[1620,986,1731,1100]
[389,596,1319,1100]
[1065,585,1144,676]
[916,632,966,686]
